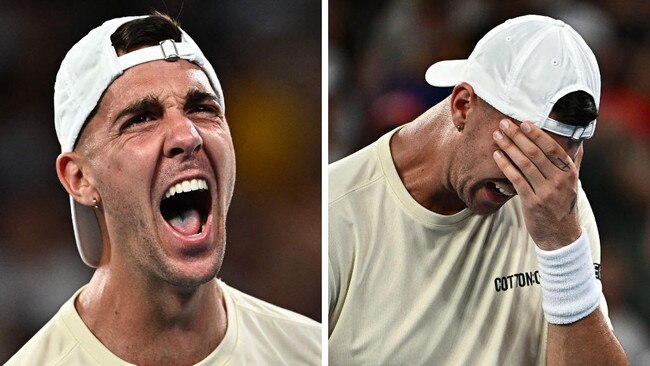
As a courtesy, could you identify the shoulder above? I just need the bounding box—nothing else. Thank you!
[225,283,319,327]
[219,281,321,364]
[221,281,320,337]
[329,138,387,206]
[328,139,387,249]
[6,303,80,366]
[575,180,600,254]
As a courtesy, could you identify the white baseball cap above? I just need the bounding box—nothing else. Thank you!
[54,15,225,267]
[425,15,600,140]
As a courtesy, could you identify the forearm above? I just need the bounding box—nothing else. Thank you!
[535,231,628,365]
[547,308,628,365]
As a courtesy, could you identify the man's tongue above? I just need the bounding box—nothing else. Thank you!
[167,209,202,235]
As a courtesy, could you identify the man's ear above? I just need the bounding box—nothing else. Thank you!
[56,152,97,206]
[449,82,476,132]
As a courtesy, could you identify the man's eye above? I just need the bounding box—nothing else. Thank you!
[123,113,155,129]
[190,104,221,116]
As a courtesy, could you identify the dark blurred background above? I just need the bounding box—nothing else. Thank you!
[0,0,321,361]
[330,0,650,363]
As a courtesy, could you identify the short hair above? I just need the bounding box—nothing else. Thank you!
[110,12,182,54]
[550,91,598,127]
[75,13,181,150]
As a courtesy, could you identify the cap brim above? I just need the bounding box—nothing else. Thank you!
[425,59,467,87]
[70,197,102,268]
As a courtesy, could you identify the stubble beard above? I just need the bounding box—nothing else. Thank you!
[116,213,227,291]
[98,174,228,292]
[141,228,226,290]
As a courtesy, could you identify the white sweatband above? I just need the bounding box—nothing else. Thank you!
[535,228,601,324]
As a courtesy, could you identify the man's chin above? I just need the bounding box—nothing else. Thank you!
[164,269,219,291]
[157,256,223,290]
[169,273,217,290]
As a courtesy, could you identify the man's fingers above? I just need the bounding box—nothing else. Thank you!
[493,128,545,185]
[498,119,577,176]
[493,150,534,197]
[519,121,581,176]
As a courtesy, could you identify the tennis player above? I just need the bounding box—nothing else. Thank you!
[329,14,627,365]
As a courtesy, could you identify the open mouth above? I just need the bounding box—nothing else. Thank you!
[487,181,515,197]
[160,179,211,236]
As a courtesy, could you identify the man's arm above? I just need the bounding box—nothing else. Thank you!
[547,308,626,365]
[492,119,628,365]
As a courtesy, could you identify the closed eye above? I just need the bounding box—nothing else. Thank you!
[185,89,223,118]
[114,95,162,132]
[188,104,220,115]
[121,112,158,131]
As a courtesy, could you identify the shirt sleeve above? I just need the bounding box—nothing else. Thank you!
[328,201,356,337]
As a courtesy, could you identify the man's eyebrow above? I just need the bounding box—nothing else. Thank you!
[185,89,220,108]
[113,95,161,126]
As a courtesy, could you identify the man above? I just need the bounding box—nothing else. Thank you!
[329,15,628,365]
[8,14,321,365]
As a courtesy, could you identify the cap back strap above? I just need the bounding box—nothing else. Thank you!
[116,39,196,71]
[537,117,595,141]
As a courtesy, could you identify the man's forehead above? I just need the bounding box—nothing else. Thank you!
[102,60,217,108]
[74,61,219,151]
[116,60,213,90]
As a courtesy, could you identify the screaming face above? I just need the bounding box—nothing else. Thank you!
[74,60,236,288]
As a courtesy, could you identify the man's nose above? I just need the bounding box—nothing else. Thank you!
[163,114,203,158]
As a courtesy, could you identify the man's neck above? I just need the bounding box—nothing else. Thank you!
[390,103,467,215]
[75,267,227,365]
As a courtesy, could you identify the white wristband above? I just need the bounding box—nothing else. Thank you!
[535,228,601,325]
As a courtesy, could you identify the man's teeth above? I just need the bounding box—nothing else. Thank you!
[164,179,208,199]
[495,183,515,196]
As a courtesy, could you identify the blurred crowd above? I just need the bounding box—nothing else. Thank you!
[0,0,321,362]
[330,0,650,363]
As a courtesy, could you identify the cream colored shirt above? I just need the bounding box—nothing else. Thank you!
[7,280,321,365]
[328,129,607,365]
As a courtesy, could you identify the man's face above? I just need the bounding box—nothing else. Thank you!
[451,98,581,216]
[78,60,235,287]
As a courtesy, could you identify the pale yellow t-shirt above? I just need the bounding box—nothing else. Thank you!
[7,280,321,365]
[328,129,607,365]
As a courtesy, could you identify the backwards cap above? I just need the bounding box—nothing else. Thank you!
[54,15,225,267]
[425,15,600,140]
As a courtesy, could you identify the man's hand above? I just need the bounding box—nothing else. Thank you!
[493,118,629,364]
[492,119,582,250]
